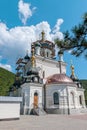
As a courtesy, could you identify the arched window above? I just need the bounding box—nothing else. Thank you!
[79,95,83,105]
[47,52,49,57]
[44,49,51,58]
[43,71,45,78]
[53,92,59,105]
[23,93,25,106]
[70,92,74,106]
[34,92,38,96]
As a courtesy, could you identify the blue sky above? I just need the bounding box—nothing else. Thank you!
[0,0,87,79]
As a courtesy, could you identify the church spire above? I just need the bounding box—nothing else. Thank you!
[31,45,36,67]
[24,50,30,60]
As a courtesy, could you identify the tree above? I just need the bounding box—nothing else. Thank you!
[55,12,87,58]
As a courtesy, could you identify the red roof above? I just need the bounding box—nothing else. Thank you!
[46,74,73,84]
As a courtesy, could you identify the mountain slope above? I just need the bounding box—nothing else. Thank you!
[0,67,15,96]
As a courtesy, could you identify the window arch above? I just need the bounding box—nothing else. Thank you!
[47,52,49,57]
[53,92,59,105]
[23,93,25,106]
[34,92,38,96]
[45,48,51,58]
[79,95,83,105]
[70,92,74,105]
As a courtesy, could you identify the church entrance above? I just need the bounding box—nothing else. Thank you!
[33,92,38,108]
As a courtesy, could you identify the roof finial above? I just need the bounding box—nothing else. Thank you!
[70,60,78,81]
[41,30,45,41]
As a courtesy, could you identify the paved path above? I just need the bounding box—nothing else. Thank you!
[0,114,87,130]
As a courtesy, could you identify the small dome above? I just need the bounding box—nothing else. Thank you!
[24,55,30,60]
[70,75,78,81]
[27,67,38,76]
[46,74,73,84]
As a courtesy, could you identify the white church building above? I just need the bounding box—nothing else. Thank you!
[10,31,86,115]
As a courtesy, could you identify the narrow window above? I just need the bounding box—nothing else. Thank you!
[79,95,82,105]
[71,92,74,105]
[43,71,45,78]
[47,52,49,57]
[53,92,59,105]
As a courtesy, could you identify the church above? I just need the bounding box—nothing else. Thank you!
[10,31,86,115]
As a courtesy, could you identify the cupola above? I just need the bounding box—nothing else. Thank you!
[24,50,30,60]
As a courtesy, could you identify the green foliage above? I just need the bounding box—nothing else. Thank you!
[0,67,15,96]
[55,12,87,58]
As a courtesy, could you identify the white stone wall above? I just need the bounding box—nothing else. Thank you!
[29,85,42,108]
[35,55,66,78]
[77,88,86,108]
[67,86,78,109]
[45,84,86,110]
[20,55,66,78]
[45,84,67,109]
[65,86,86,109]
[21,83,43,114]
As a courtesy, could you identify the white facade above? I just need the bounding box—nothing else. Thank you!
[44,83,86,114]
[35,55,66,78]
[21,79,86,115]
[21,83,43,114]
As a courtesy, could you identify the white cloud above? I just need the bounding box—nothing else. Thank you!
[0,19,64,72]
[18,0,36,25]
[0,63,12,71]
[52,19,64,40]
[53,19,64,33]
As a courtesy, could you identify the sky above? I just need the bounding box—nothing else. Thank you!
[0,0,87,79]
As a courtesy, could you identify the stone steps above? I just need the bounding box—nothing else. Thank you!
[30,107,46,116]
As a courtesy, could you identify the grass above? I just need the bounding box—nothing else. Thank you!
[0,67,15,96]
